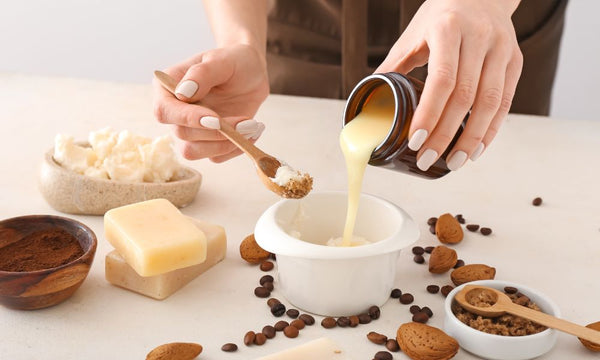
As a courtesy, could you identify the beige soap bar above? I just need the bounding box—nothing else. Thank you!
[105,219,226,300]
[104,198,207,276]
[258,338,351,360]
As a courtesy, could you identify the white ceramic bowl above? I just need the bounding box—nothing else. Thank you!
[444,280,560,360]
[254,191,419,317]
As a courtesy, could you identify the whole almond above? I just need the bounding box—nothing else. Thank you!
[435,213,463,244]
[239,234,271,264]
[450,264,496,286]
[396,322,458,360]
[146,342,202,360]
[579,321,600,352]
[429,245,458,274]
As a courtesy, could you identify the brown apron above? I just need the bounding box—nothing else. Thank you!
[266,0,568,115]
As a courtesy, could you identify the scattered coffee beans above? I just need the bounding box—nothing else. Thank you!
[358,313,372,324]
[504,286,518,294]
[390,288,402,298]
[455,214,465,224]
[409,305,421,314]
[412,246,425,255]
[349,315,360,327]
[413,254,425,264]
[254,286,270,298]
[321,317,337,329]
[480,227,493,236]
[385,339,400,352]
[367,331,388,345]
[221,343,238,352]
[427,217,438,226]
[368,305,381,319]
[254,332,267,345]
[262,325,276,339]
[283,325,299,338]
[263,281,274,291]
[271,303,286,317]
[532,197,543,206]
[426,285,440,294]
[337,317,350,327]
[466,224,480,232]
[299,314,315,325]
[412,311,429,323]
[260,261,274,271]
[286,309,299,318]
[259,275,274,285]
[422,306,433,318]
[454,259,465,268]
[243,331,256,346]
[429,225,436,235]
[274,320,289,331]
[373,350,393,360]
[441,285,454,297]
[424,246,435,254]
[400,293,414,304]
[267,298,280,308]
[270,253,277,261]
[290,319,305,330]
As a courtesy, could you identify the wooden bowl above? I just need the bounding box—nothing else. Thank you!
[0,215,97,310]
[39,148,202,215]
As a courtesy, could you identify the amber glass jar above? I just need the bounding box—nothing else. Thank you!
[342,72,464,179]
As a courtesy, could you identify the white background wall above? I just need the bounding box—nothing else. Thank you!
[1,0,597,121]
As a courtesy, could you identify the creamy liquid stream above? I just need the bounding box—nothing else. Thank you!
[339,86,395,246]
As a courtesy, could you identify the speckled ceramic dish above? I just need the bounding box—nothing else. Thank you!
[39,148,202,215]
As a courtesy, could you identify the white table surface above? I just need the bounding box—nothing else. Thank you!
[1,73,599,359]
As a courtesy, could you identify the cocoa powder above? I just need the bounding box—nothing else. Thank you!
[0,229,84,272]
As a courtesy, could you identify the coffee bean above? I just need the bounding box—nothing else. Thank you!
[349,315,360,327]
[271,303,286,317]
[263,281,274,291]
[424,246,435,254]
[455,214,465,224]
[358,313,372,324]
[254,332,267,345]
[270,253,277,261]
[290,319,305,330]
[259,274,274,286]
[286,309,299,318]
[368,305,381,319]
[422,306,433,318]
[466,224,479,232]
[243,331,256,346]
[221,343,238,352]
[262,325,276,339]
[385,339,400,352]
[260,261,274,271]
[283,325,299,338]
[409,305,421,314]
[532,197,543,206]
[321,317,337,329]
[412,311,429,323]
[412,246,425,255]
[426,285,440,294]
[367,331,388,345]
[274,320,289,331]
[514,295,530,306]
[504,286,518,294]
[400,293,414,304]
[429,225,436,235]
[337,317,350,327]
[299,314,315,325]
[254,286,270,298]
[413,254,425,264]
[454,259,465,268]
[267,298,280,308]
[480,227,492,236]
[441,285,454,297]
[373,350,393,360]
[390,288,402,298]
[427,217,438,226]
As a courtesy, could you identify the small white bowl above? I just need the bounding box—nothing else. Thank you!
[444,280,560,360]
[254,191,419,317]
[39,149,202,215]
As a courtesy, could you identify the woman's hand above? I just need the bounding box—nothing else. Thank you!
[376,0,523,171]
[153,44,269,162]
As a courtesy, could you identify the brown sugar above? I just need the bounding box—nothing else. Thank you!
[0,229,84,272]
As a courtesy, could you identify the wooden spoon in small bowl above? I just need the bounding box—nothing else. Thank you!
[455,285,600,344]
[153,70,312,199]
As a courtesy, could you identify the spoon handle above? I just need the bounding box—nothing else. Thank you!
[504,304,600,344]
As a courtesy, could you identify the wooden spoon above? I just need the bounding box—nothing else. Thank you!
[153,70,312,199]
[455,285,600,344]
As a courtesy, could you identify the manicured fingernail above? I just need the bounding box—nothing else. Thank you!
[416,149,438,171]
[235,119,259,134]
[470,143,485,161]
[408,129,428,151]
[200,116,220,129]
[447,151,467,171]
[175,80,198,98]
[251,122,266,140]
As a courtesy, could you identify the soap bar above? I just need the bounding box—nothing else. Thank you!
[104,198,207,276]
[105,219,226,300]
[258,338,351,360]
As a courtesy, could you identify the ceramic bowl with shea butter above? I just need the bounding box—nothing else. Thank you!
[39,148,202,215]
[254,191,419,317]
[444,280,560,360]
[0,215,97,310]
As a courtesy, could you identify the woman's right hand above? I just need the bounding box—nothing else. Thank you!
[153,44,270,163]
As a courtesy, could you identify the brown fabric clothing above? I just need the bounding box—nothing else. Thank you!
[266,0,568,115]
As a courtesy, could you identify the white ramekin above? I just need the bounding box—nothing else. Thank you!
[254,191,419,316]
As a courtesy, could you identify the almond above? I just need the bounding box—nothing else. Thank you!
[396,322,459,360]
[435,213,463,244]
[146,342,202,360]
[239,234,271,264]
[450,264,496,286]
[429,245,458,274]
[579,321,600,352]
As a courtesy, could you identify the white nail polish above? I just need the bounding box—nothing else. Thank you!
[235,119,259,134]
[175,80,198,98]
[200,116,220,129]
[408,129,428,151]
[470,143,485,161]
[251,122,266,140]
[447,151,467,171]
[416,149,438,171]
